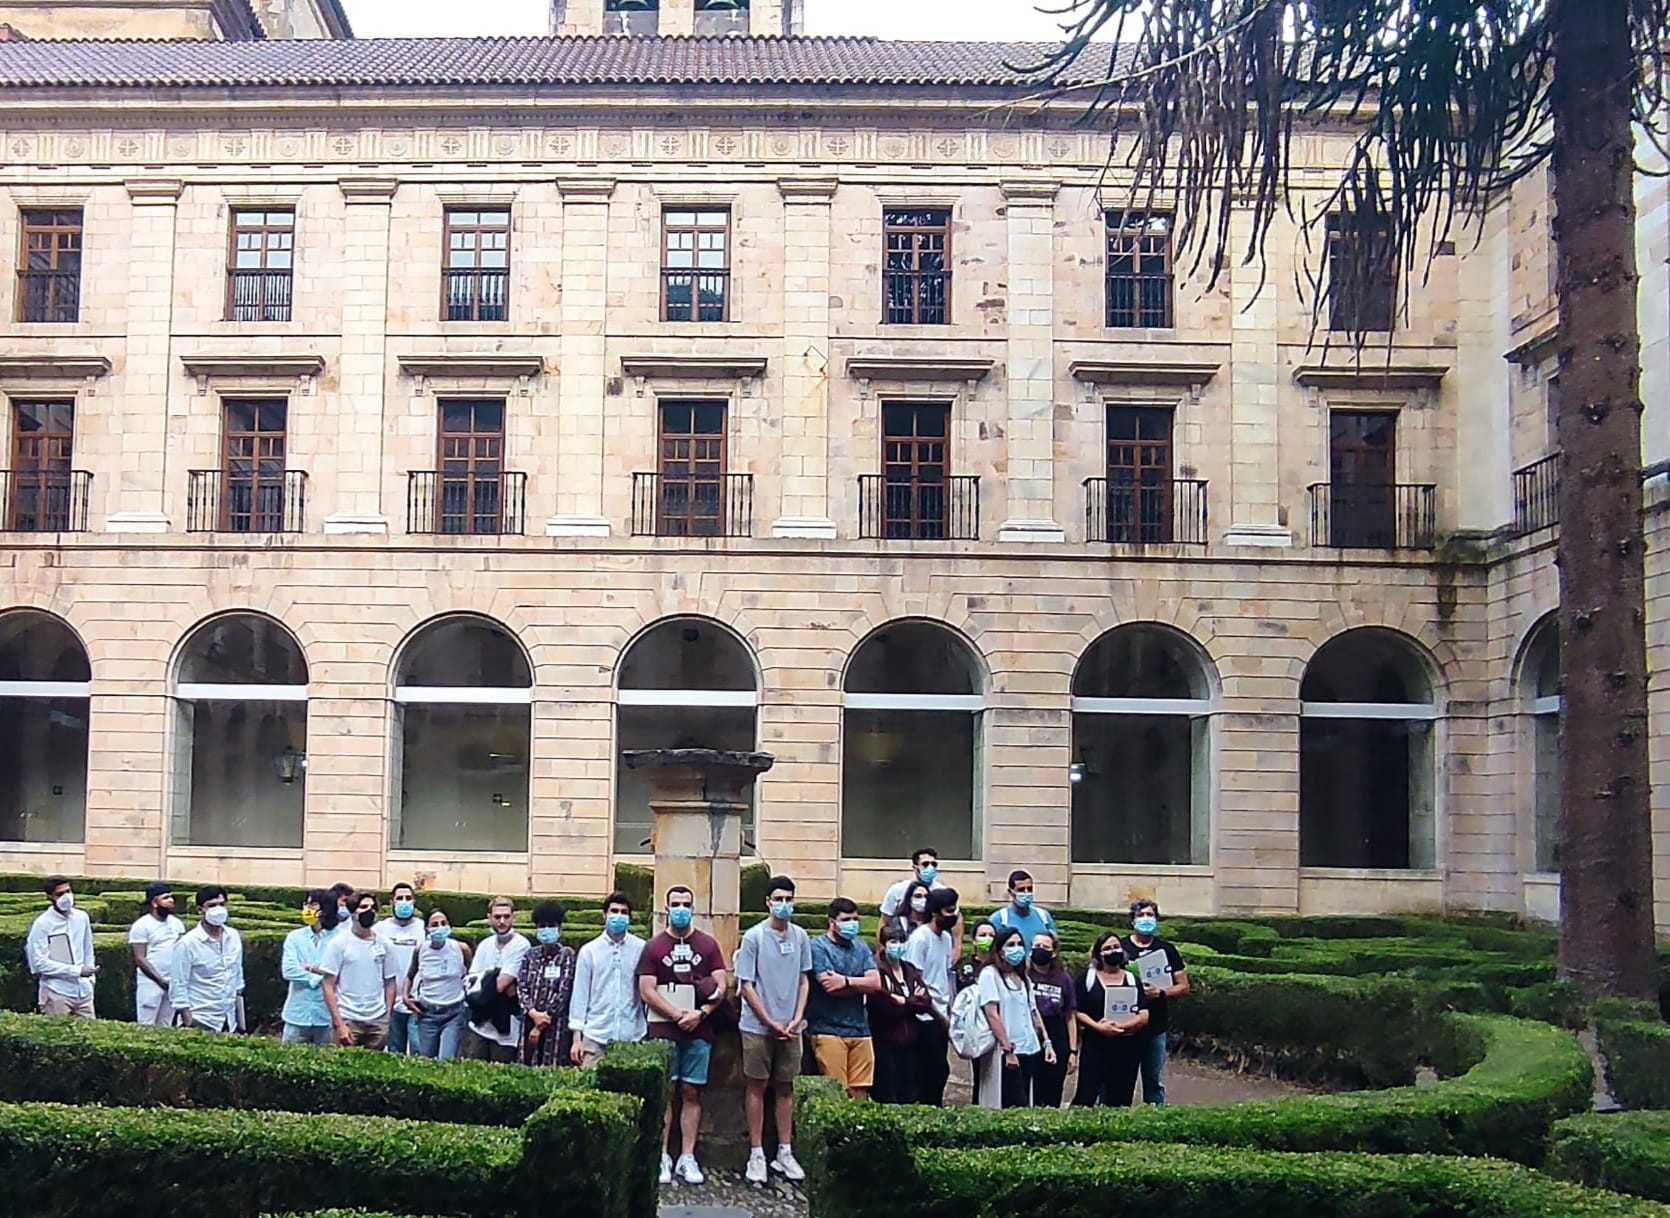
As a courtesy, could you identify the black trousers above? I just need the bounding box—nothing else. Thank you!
[915,1019,951,1106]
[872,1039,918,1104]
[1001,1051,1042,1108]
[1072,1040,1140,1107]
[1033,1015,1071,1109]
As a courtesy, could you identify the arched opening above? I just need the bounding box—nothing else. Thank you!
[1522,618,1560,873]
[0,610,90,842]
[615,617,758,854]
[1299,629,1439,869]
[171,612,308,848]
[1070,625,1213,864]
[842,620,984,859]
[391,615,531,852]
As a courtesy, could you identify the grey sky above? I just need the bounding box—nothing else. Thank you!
[339,0,1089,39]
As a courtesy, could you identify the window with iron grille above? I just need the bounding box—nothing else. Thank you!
[1106,406,1174,541]
[1327,210,1397,332]
[883,208,950,325]
[220,398,289,532]
[442,209,510,322]
[882,401,950,537]
[1329,410,1397,547]
[226,209,294,322]
[662,210,730,322]
[17,209,82,323]
[7,399,74,531]
[1105,211,1174,328]
[658,400,727,535]
[438,398,506,534]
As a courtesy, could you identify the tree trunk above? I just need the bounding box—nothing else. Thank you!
[1549,0,1659,1000]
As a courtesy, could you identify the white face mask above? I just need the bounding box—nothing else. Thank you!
[203,906,229,927]
[910,897,928,913]
[53,892,74,914]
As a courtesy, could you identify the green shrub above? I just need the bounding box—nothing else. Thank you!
[1547,1112,1670,1203]
[594,1040,673,1218]
[1508,980,1588,1028]
[519,1090,640,1218]
[905,1142,1670,1218]
[612,863,655,910]
[1597,1012,1670,1109]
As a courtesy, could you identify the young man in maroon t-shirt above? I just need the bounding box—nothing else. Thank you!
[637,884,728,1186]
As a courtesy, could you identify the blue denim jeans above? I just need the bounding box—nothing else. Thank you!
[1138,1030,1168,1105]
[413,1002,466,1060]
[386,1008,414,1054]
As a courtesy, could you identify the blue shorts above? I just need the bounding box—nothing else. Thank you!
[668,1038,712,1086]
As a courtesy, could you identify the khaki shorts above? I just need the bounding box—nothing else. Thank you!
[811,1034,875,1089]
[39,990,95,1019]
[577,1038,607,1068]
[742,1031,803,1083]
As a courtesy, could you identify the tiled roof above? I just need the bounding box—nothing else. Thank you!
[0,34,1121,90]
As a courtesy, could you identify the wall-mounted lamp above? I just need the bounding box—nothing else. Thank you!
[273,746,307,784]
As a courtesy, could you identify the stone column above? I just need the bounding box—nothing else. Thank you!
[548,177,615,538]
[107,178,181,534]
[773,177,839,539]
[1223,207,1292,547]
[325,175,397,536]
[997,179,1065,543]
[659,0,694,34]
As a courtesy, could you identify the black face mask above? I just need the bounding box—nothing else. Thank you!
[1030,948,1054,968]
[1100,951,1126,969]
[936,912,960,929]
[357,909,377,929]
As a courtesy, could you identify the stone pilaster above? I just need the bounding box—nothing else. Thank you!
[548,177,615,537]
[772,176,839,539]
[1223,207,1292,547]
[997,178,1064,542]
[326,175,397,536]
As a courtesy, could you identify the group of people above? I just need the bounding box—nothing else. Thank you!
[21,849,1188,1191]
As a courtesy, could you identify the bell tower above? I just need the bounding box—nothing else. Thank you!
[550,0,805,37]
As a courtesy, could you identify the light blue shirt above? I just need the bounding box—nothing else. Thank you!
[992,903,1057,947]
[280,925,331,1027]
[568,931,648,1046]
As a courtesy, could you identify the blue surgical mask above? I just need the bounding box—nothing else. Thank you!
[918,864,937,884]
[1013,892,1034,910]
[605,912,630,937]
[429,925,452,945]
[770,901,795,921]
[337,905,349,920]
[836,919,861,940]
[885,941,907,960]
[536,926,561,946]
[668,906,694,931]
[1134,915,1159,935]
[1002,944,1027,967]
[393,899,415,920]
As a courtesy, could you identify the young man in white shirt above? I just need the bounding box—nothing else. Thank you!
[128,881,184,1026]
[903,886,959,1106]
[373,881,424,1054]
[568,890,647,1068]
[172,885,244,1033]
[464,895,530,1063]
[25,874,97,1018]
[322,890,398,1048]
[878,847,944,920]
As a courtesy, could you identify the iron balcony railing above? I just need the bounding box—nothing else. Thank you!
[16,269,80,323]
[631,472,753,538]
[1,469,91,531]
[1084,477,1208,544]
[1105,272,1174,329]
[227,269,293,322]
[1512,454,1559,536]
[662,269,730,322]
[883,270,949,325]
[186,469,308,533]
[442,268,509,322]
[407,470,526,536]
[858,474,980,541]
[1309,482,1437,550]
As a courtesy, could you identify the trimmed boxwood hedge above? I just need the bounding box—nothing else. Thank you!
[595,1040,673,1218]
[798,1013,1592,1218]
[1595,1009,1670,1109]
[1547,1112,1670,1203]
[908,1142,1670,1218]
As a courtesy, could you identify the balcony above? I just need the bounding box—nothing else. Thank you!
[1512,454,1559,536]
[442,269,508,322]
[1084,477,1207,544]
[858,474,979,541]
[407,470,526,536]
[631,472,753,537]
[186,469,308,533]
[1308,483,1436,550]
[227,269,293,322]
[16,269,80,323]
[661,269,730,322]
[883,271,948,326]
[1,469,90,531]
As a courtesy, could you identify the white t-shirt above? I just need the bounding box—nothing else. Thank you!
[412,939,468,1007]
[128,914,185,994]
[321,930,397,1023]
[468,931,530,1047]
[373,917,424,1012]
[977,965,1041,1056]
[879,876,948,918]
[903,923,954,1020]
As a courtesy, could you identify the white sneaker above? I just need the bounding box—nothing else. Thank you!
[745,1148,769,1184]
[675,1154,705,1186]
[773,1147,806,1182]
[659,1154,673,1186]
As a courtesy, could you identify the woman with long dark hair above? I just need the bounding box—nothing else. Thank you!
[1073,931,1150,1106]
[1027,930,1078,1108]
[868,922,931,1103]
[976,926,1055,1108]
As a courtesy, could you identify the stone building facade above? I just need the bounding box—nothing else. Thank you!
[0,0,1666,927]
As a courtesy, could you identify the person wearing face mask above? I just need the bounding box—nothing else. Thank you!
[868,923,931,1104]
[881,849,961,957]
[1121,900,1189,1106]
[954,919,998,991]
[903,887,960,1106]
[806,897,881,1100]
[569,892,646,1068]
[464,896,531,1063]
[280,889,338,1044]
[976,927,1055,1108]
[321,891,398,1048]
[888,880,933,938]
[127,881,183,1027]
[374,882,424,1055]
[1026,931,1078,1108]
[328,882,355,938]
[736,876,812,1184]
[1073,932,1150,1107]
[26,875,97,1018]
[407,909,473,1059]
[992,870,1058,946]
[172,886,244,1033]
[517,900,576,1067]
